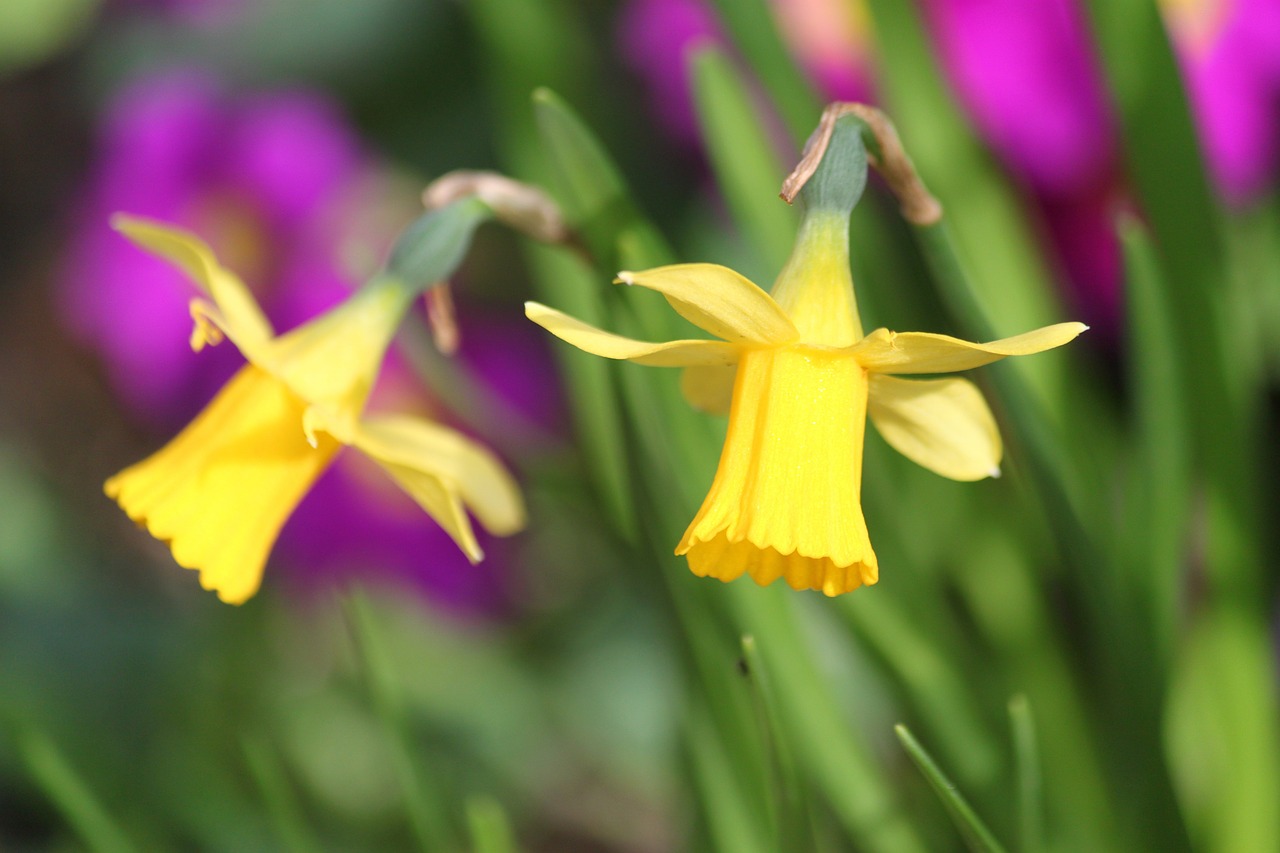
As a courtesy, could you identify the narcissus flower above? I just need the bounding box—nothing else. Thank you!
[526,122,1084,595]
[105,216,525,604]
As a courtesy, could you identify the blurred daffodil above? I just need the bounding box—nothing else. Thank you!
[105,216,524,604]
[526,120,1084,596]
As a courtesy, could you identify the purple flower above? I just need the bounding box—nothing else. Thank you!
[616,0,874,146]
[919,0,1117,198]
[1165,0,1280,204]
[62,69,365,421]
[919,0,1125,332]
[920,0,1280,331]
[62,69,545,614]
[770,0,876,104]
[617,0,726,146]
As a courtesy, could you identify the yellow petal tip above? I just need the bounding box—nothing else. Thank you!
[989,466,1002,479]
[615,271,635,285]
[108,212,142,233]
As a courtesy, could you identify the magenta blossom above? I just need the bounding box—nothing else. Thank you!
[617,0,726,146]
[61,69,544,614]
[919,0,1117,198]
[919,0,1124,332]
[616,0,874,146]
[1165,0,1280,204]
[770,0,875,104]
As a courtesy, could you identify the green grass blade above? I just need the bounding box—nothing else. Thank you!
[466,795,518,853]
[685,703,775,853]
[529,245,641,541]
[704,0,821,141]
[690,45,798,275]
[739,635,815,853]
[1118,216,1191,660]
[842,593,1000,787]
[345,590,451,853]
[733,587,929,853]
[532,88,674,277]
[894,724,1010,853]
[1008,695,1045,853]
[15,724,142,853]
[1080,0,1263,601]
[241,734,323,853]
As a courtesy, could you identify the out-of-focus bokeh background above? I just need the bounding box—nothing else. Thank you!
[1,0,1278,851]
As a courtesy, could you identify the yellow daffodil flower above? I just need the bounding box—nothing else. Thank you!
[526,210,1084,597]
[105,215,525,604]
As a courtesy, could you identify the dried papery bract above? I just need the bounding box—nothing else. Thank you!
[418,170,578,353]
[423,170,569,243]
[781,102,943,226]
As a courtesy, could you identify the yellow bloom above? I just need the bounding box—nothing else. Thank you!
[105,215,525,604]
[526,211,1084,596]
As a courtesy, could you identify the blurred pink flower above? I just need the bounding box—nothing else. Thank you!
[919,0,1116,198]
[771,0,875,103]
[616,0,873,146]
[61,69,547,614]
[617,0,726,146]
[1163,0,1280,204]
[918,0,1123,332]
[921,0,1280,330]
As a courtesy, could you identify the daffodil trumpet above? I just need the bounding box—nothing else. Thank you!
[106,208,524,604]
[527,116,1085,596]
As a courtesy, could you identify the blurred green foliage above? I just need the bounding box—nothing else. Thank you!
[1,0,1278,851]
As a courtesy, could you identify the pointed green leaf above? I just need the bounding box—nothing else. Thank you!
[842,593,1000,786]
[1118,216,1190,659]
[14,723,141,853]
[686,704,775,853]
[345,590,451,853]
[732,586,929,853]
[466,795,518,853]
[241,734,323,853]
[690,46,797,273]
[895,724,1010,853]
[739,635,815,853]
[1080,0,1263,600]
[704,0,821,142]
[532,88,674,276]
[1008,695,1045,853]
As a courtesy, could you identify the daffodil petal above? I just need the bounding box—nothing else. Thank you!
[680,365,737,414]
[375,460,484,562]
[112,214,274,354]
[850,322,1088,374]
[104,366,338,604]
[678,348,878,591]
[868,375,1002,481]
[525,302,743,366]
[264,281,411,414]
[615,264,798,345]
[352,415,525,563]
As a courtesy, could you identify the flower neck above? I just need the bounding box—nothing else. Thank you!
[769,113,868,347]
[769,211,863,346]
[266,274,417,414]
